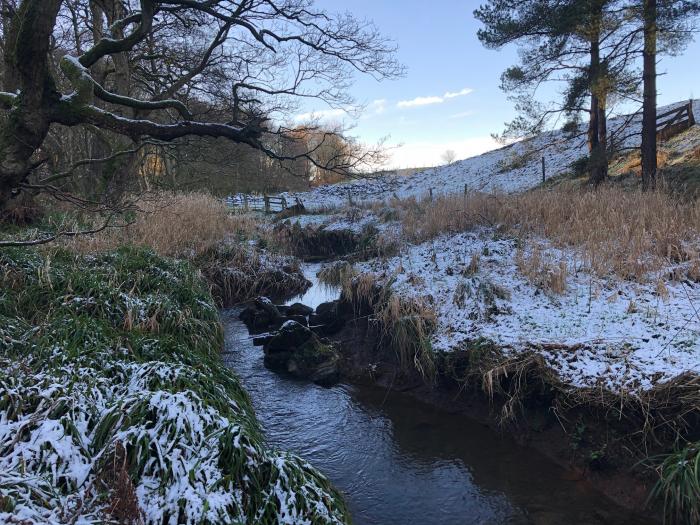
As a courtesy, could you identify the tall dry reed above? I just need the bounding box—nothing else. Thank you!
[65,191,258,257]
[372,187,700,280]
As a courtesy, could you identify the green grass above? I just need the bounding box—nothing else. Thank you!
[648,443,700,524]
[0,245,349,524]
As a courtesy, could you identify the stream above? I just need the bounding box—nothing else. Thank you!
[222,264,655,525]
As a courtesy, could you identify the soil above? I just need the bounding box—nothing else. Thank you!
[331,314,661,520]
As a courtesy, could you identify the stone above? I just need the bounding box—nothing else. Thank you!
[309,300,346,335]
[254,297,282,319]
[265,321,313,352]
[276,305,290,315]
[262,320,340,385]
[286,338,340,386]
[287,302,314,317]
[252,334,273,347]
[285,314,309,326]
[239,297,281,331]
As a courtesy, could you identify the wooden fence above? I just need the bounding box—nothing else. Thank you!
[657,101,696,141]
[225,194,302,213]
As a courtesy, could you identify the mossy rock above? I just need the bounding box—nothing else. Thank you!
[288,339,340,386]
[263,321,340,385]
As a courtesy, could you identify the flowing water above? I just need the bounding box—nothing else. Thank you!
[222,264,656,525]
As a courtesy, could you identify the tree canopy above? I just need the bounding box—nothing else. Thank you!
[0,0,402,212]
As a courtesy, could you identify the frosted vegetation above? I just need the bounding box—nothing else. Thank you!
[282,100,700,210]
[0,247,348,524]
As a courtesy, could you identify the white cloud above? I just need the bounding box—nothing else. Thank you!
[444,88,474,99]
[397,96,444,108]
[370,99,387,114]
[385,136,499,169]
[397,87,473,109]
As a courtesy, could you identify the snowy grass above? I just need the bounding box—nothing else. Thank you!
[367,187,700,282]
[280,99,700,211]
[0,247,349,524]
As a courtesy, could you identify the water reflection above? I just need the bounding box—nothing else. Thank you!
[222,308,655,525]
[285,262,340,309]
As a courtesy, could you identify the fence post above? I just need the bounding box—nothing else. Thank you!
[464,183,467,197]
[541,157,546,183]
[429,187,433,201]
[243,194,249,211]
[281,196,287,210]
[264,195,270,214]
[689,100,696,127]
[347,189,354,207]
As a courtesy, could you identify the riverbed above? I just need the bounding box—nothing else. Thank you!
[221,265,656,525]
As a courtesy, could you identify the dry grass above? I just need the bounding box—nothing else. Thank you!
[65,191,259,257]
[371,187,700,282]
[341,270,438,379]
[317,261,357,287]
[60,192,310,305]
[516,243,568,294]
[615,150,671,178]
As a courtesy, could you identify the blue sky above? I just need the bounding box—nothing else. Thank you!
[302,0,700,169]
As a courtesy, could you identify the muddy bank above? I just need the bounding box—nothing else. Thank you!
[329,308,661,519]
[223,304,656,525]
[230,262,662,522]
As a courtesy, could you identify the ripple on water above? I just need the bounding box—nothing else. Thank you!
[220,264,657,525]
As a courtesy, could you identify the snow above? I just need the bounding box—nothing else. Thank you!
[358,229,700,393]
[280,100,700,210]
[283,211,381,234]
[268,99,700,394]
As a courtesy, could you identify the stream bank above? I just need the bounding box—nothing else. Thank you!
[225,262,659,525]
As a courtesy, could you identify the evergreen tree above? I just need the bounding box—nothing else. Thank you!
[475,0,641,185]
[636,0,699,189]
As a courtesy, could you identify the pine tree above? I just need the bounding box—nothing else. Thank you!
[637,0,699,189]
[475,0,640,185]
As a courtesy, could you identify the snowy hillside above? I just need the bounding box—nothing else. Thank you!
[358,229,700,392]
[282,99,700,210]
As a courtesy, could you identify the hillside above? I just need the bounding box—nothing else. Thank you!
[281,99,700,209]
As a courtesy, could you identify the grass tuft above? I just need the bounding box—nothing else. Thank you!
[0,246,349,524]
[648,443,700,524]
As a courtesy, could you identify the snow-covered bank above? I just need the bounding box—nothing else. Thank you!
[281,99,700,210]
[357,228,700,393]
[0,248,348,524]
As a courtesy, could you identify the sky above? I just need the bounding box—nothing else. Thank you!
[296,0,700,170]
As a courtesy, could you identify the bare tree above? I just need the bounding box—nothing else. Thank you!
[0,0,402,216]
[441,149,457,165]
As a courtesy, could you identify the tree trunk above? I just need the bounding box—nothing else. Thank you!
[0,0,62,212]
[641,0,658,191]
[598,93,609,180]
[588,18,606,186]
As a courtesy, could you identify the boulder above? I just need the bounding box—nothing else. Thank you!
[252,334,273,347]
[262,320,340,385]
[265,320,313,352]
[286,338,340,386]
[285,314,309,326]
[287,302,314,317]
[309,300,346,336]
[239,297,281,331]
[263,320,312,370]
[276,304,290,315]
[255,296,282,318]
